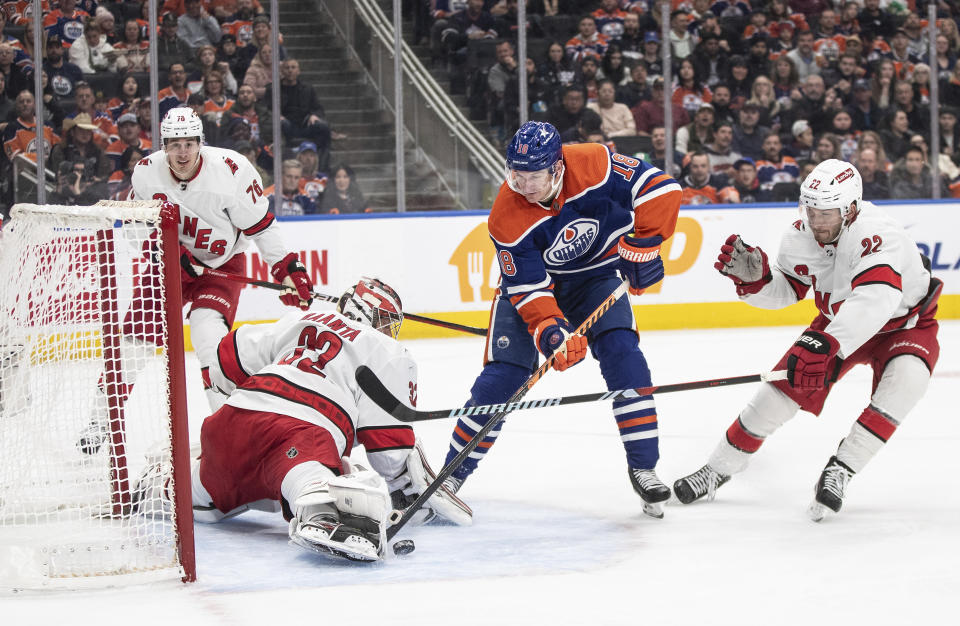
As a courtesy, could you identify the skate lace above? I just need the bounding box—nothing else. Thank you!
[442,475,463,494]
[686,466,721,500]
[631,469,665,490]
[821,463,851,498]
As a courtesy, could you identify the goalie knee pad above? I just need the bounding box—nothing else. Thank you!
[393,441,473,527]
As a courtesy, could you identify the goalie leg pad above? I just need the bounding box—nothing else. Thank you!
[399,441,473,526]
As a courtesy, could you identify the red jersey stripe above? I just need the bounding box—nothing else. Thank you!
[243,212,275,236]
[242,373,355,445]
[357,424,415,452]
[851,264,902,291]
[217,330,248,387]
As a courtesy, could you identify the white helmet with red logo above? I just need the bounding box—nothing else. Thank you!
[337,277,403,338]
[799,158,862,222]
[160,106,205,146]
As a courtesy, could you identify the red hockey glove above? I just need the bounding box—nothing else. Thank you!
[715,234,772,296]
[786,329,841,391]
[618,234,664,296]
[180,245,200,285]
[270,252,314,310]
[534,317,588,372]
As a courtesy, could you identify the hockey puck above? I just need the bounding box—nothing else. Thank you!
[392,539,415,556]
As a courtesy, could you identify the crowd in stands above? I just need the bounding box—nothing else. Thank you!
[426,0,960,203]
[0,0,368,220]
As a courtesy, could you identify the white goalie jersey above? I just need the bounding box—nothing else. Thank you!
[743,201,932,358]
[208,310,418,478]
[131,145,288,268]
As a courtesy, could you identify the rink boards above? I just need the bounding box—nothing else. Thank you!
[186,200,960,344]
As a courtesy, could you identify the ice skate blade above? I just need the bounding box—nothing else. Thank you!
[807,501,833,523]
[290,527,380,562]
[642,501,664,519]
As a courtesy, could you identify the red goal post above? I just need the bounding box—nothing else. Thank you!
[0,200,195,590]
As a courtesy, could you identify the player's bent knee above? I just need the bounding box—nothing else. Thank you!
[467,361,532,405]
[739,382,801,438]
[871,355,931,422]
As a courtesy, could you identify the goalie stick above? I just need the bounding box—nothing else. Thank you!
[383,279,631,541]
[357,367,789,423]
[199,266,488,336]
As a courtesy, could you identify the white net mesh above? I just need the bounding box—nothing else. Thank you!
[0,201,188,590]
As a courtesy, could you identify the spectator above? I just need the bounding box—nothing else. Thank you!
[632,76,689,136]
[939,107,960,165]
[560,108,605,144]
[691,33,727,89]
[200,70,234,126]
[548,85,586,136]
[565,15,608,63]
[587,79,635,138]
[487,40,518,138]
[241,15,286,63]
[710,83,736,126]
[107,74,143,121]
[814,132,841,162]
[724,55,751,108]
[668,10,694,61]
[579,56,601,103]
[823,53,860,106]
[267,57,338,171]
[856,147,890,200]
[295,141,327,204]
[755,132,798,191]
[158,62,190,118]
[436,0,497,81]
[676,102,715,154]
[504,56,551,137]
[69,17,126,74]
[0,44,29,98]
[640,31,663,77]
[857,0,895,42]
[319,163,368,214]
[881,109,912,163]
[219,83,270,143]
[787,74,837,135]
[705,120,742,179]
[732,101,770,160]
[673,57,712,118]
[178,0,222,49]
[871,58,896,110]
[233,138,271,186]
[837,1,859,36]
[188,45,237,95]
[745,34,770,82]
[3,89,60,162]
[886,29,919,77]
[748,76,781,130]
[68,81,118,149]
[0,74,12,130]
[786,119,814,161]
[107,145,144,200]
[893,80,927,136]
[648,125,684,179]
[721,157,772,203]
[679,150,726,205]
[217,33,248,85]
[43,35,83,99]
[911,63,931,106]
[614,11,644,62]
[219,109,254,150]
[770,55,799,104]
[221,0,259,48]
[829,110,858,161]
[537,41,578,110]
[890,145,947,199]
[857,130,891,173]
[616,62,650,109]
[929,34,956,84]
[114,18,150,73]
[592,0,626,40]
[242,43,271,99]
[136,97,153,141]
[786,30,822,81]
[599,45,626,85]
[49,113,111,205]
[157,12,195,72]
[265,159,316,216]
[94,6,118,44]
[105,111,151,169]
[847,78,879,132]
[42,0,90,49]
[185,91,220,145]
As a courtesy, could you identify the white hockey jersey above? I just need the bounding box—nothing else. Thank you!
[209,310,418,480]
[131,145,288,269]
[743,201,932,359]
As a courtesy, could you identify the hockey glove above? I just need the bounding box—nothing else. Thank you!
[786,329,841,391]
[180,245,200,285]
[618,234,664,295]
[270,252,314,310]
[534,317,588,372]
[715,234,772,296]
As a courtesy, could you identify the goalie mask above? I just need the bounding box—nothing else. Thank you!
[798,159,862,242]
[505,121,564,204]
[160,106,205,146]
[337,278,403,339]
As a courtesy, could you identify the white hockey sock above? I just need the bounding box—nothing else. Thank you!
[191,459,215,508]
[280,461,336,508]
[709,383,799,476]
[188,308,231,412]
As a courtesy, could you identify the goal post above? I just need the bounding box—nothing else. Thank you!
[0,200,195,590]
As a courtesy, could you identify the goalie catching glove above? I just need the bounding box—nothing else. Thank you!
[618,234,664,295]
[715,234,772,296]
[270,252,314,310]
[534,317,588,371]
[387,441,473,527]
[786,329,841,391]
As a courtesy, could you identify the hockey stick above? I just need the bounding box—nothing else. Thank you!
[383,279,631,541]
[199,267,488,336]
[357,367,788,423]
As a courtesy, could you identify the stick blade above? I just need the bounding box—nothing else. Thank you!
[355,365,414,421]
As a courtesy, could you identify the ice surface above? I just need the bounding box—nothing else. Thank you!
[5,323,957,625]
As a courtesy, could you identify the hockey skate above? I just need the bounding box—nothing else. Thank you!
[442,475,464,495]
[76,391,110,455]
[808,456,854,522]
[673,464,731,505]
[289,512,383,562]
[628,468,671,519]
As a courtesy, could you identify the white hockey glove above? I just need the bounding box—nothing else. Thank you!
[715,234,772,296]
[388,441,473,527]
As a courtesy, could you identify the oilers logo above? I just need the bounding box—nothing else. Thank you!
[544,219,599,264]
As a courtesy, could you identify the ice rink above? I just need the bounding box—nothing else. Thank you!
[6,321,958,625]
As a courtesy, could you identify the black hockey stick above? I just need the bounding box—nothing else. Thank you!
[200,267,488,336]
[357,367,788,423]
[383,279,631,541]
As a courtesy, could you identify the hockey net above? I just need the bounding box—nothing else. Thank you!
[0,200,195,590]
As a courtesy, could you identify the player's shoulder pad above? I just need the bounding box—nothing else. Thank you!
[488,184,554,246]
[560,143,611,194]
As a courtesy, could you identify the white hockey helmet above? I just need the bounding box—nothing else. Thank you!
[337,277,403,339]
[799,159,862,223]
[160,106,205,146]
